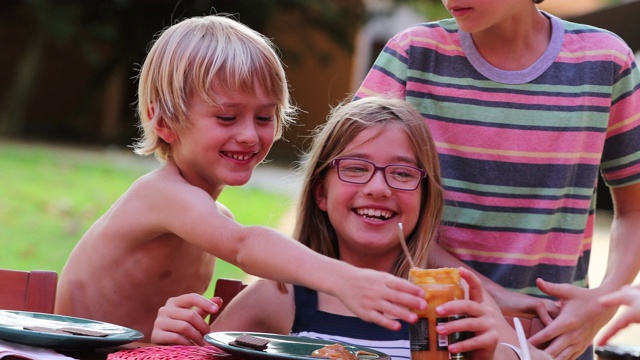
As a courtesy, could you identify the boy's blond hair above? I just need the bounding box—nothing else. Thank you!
[134,14,295,161]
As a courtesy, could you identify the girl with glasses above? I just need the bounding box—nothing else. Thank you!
[151,96,547,359]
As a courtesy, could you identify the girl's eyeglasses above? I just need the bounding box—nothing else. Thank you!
[331,157,426,191]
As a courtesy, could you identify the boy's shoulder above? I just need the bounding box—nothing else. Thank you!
[124,163,209,208]
[389,18,459,50]
[398,17,458,36]
[102,162,225,246]
[135,161,198,187]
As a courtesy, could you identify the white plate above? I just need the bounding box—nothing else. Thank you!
[0,310,143,349]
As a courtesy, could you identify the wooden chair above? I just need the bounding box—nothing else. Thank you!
[208,278,247,324]
[0,268,58,313]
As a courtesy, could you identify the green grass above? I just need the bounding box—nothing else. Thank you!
[0,140,293,298]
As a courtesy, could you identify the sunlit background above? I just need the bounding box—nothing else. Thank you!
[1,0,639,348]
[1,0,637,163]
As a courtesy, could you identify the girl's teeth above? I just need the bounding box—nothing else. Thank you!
[356,208,392,219]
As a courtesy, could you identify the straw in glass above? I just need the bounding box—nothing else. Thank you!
[398,222,416,268]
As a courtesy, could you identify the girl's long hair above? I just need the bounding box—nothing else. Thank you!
[293,96,444,279]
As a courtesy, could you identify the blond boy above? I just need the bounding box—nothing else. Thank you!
[55,15,425,341]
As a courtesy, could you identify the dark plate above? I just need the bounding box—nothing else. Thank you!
[205,332,390,360]
[0,310,143,350]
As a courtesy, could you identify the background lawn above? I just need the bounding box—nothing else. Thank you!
[0,139,295,299]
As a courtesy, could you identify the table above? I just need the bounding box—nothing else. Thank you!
[60,342,245,360]
[5,342,239,360]
[2,342,146,360]
[57,342,148,360]
[56,348,621,360]
[4,339,625,359]
[57,344,614,360]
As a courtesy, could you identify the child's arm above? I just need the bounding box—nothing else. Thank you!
[597,284,640,345]
[210,280,295,334]
[154,181,426,330]
[229,226,425,330]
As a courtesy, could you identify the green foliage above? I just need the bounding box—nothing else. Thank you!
[0,0,365,141]
[398,0,451,20]
[0,141,293,297]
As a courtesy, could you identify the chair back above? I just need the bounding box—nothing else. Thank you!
[208,278,247,324]
[0,269,58,313]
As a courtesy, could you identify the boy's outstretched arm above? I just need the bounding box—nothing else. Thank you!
[161,186,426,330]
[230,225,426,330]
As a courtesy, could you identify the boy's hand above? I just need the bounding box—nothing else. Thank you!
[336,268,426,331]
[529,279,616,360]
[151,293,222,346]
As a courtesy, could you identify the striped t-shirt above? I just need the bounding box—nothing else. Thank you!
[290,286,411,360]
[356,13,640,297]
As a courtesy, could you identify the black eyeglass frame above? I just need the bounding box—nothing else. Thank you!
[331,157,427,191]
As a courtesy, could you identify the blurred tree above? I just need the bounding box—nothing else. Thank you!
[399,0,449,20]
[1,0,629,144]
[0,0,363,145]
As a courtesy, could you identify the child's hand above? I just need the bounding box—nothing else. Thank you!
[597,284,640,345]
[151,293,222,346]
[336,268,426,331]
[530,279,616,359]
[436,268,499,360]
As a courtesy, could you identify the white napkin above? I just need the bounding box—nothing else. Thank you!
[0,339,77,359]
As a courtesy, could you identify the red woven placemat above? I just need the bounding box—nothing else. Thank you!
[107,345,230,360]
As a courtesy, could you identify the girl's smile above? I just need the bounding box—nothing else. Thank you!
[315,123,423,266]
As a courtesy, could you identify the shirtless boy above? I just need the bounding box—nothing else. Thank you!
[54,14,426,341]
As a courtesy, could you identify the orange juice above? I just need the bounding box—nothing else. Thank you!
[409,267,464,360]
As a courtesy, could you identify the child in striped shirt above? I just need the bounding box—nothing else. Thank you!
[355,0,640,359]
